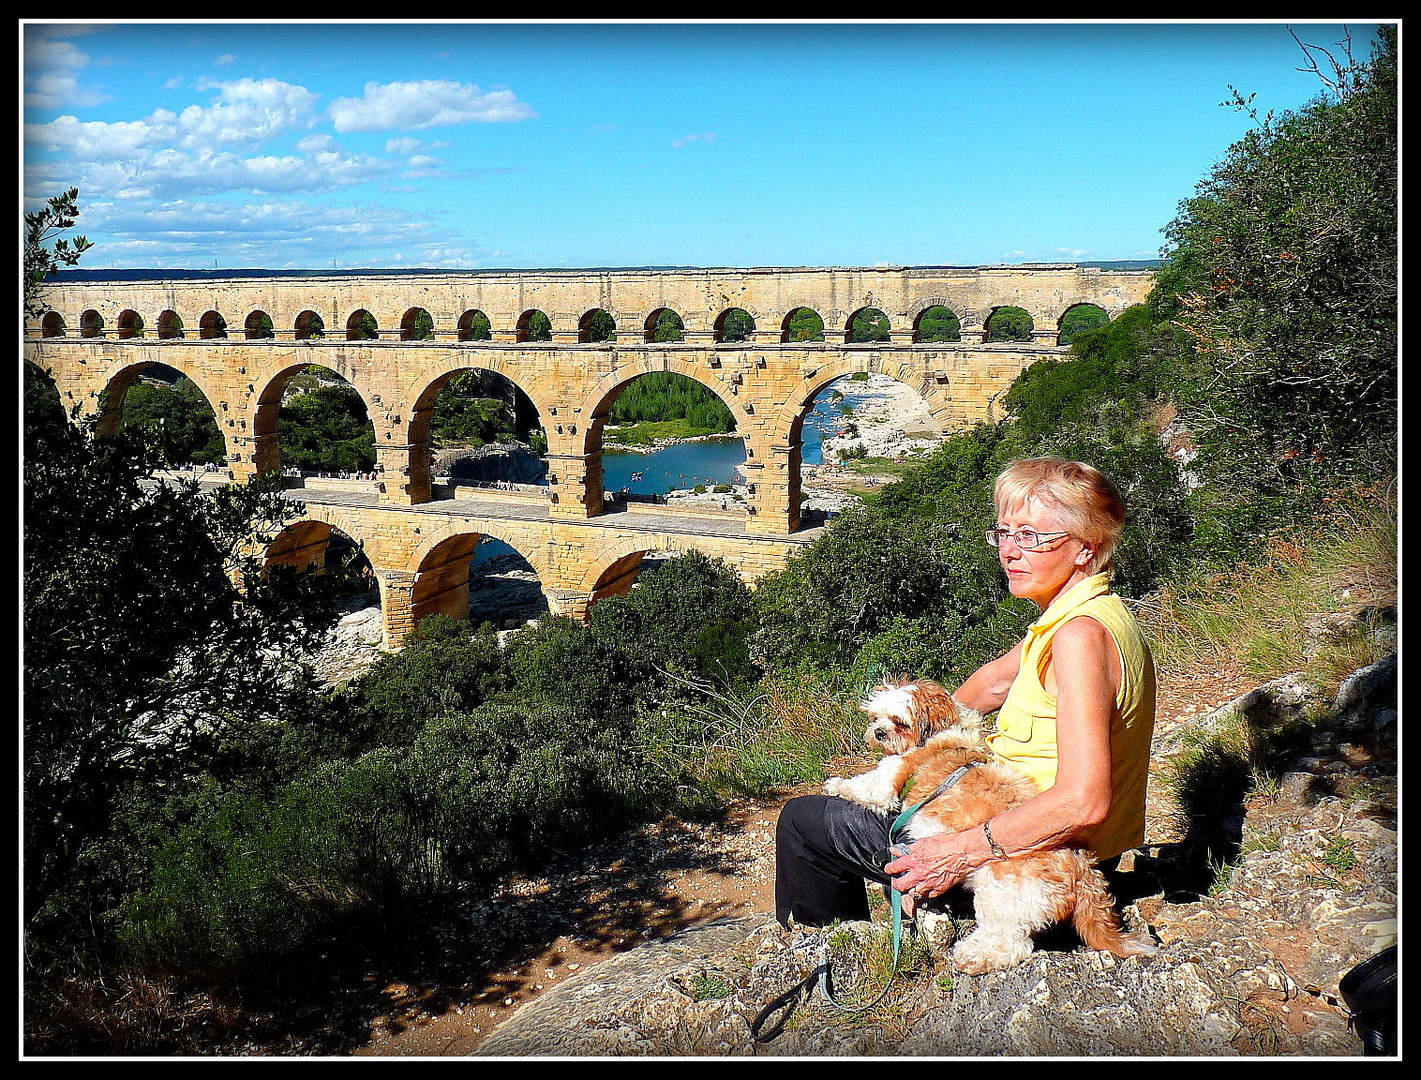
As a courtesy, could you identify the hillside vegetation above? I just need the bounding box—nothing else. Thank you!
[22,29,1395,1055]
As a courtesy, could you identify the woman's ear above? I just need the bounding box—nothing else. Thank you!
[1075,545,1095,566]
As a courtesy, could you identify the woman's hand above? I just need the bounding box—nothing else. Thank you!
[883,832,982,907]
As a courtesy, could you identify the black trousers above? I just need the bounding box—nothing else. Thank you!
[774,794,1129,929]
[774,794,899,927]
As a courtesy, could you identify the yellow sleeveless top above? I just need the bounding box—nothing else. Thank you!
[985,572,1156,862]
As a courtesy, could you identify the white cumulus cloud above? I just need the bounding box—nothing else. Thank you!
[328,79,535,133]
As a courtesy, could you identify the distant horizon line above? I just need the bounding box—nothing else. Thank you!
[52,259,1162,281]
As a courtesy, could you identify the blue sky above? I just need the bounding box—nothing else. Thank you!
[22,20,1388,271]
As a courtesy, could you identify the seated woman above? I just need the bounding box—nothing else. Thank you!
[774,456,1156,926]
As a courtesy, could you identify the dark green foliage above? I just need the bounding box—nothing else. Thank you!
[582,308,616,341]
[278,382,376,472]
[429,370,517,448]
[119,375,226,467]
[917,305,961,342]
[785,307,824,341]
[1153,27,1397,554]
[651,309,685,342]
[1057,304,1109,345]
[607,372,735,433]
[718,308,755,342]
[1001,306,1170,442]
[23,389,344,943]
[522,310,552,341]
[986,305,1033,342]
[589,550,759,689]
[750,497,1027,684]
[344,617,507,747]
[849,308,890,342]
[25,186,93,320]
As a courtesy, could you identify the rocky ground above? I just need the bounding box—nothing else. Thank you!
[254,640,1393,1060]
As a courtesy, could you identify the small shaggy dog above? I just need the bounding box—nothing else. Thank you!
[824,678,1156,974]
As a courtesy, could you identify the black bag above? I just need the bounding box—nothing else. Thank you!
[1339,945,1397,1056]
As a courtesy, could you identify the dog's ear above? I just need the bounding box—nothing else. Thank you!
[911,680,984,744]
[911,680,961,744]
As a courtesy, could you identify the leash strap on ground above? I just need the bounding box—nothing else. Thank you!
[752,765,974,1040]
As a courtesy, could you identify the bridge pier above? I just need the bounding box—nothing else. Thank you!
[375,568,417,649]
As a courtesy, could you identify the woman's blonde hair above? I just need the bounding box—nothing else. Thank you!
[992,457,1127,575]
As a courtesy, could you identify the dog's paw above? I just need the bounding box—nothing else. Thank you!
[823,777,847,797]
[951,934,1031,975]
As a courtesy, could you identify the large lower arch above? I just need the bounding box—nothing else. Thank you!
[402,519,555,634]
[88,356,229,456]
[401,359,551,504]
[576,357,752,513]
[250,356,377,477]
[576,534,762,611]
[770,357,955,524]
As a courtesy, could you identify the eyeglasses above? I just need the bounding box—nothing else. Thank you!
[985,527,1071,551]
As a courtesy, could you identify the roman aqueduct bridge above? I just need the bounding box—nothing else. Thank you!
[25,263,1153,647]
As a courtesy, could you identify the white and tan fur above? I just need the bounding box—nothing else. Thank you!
[825,678,1156,974]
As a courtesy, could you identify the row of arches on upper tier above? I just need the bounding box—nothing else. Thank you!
[35,302,1112,347]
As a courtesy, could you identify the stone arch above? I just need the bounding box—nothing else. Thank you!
[458,309,492,341]
[984,304,1034,342]
[41,311,65,337]
[781,306,825,343]
[244,310,275,340]
[410,531,484,628]
[284,503,384,565]
[116,309,144,339]
[516,308,552,343]
[577,536,739,600]
[581,358,751,449]
[251,357,377,476]
[265,519,335,572]
[88,356,228,451]
[1056,302,1110,345]
[200,309,228,339]
[773,357,953,445]
[401,307,434,341]
[295,309,326,340]
[912,303,962,343]
[843,306,891,344]
[347,309,379,341]
[80,309,104,338]
[157,310,184,339]
[643,307,685,343]
[713,307,755,343]
[579,307,616,343]
[405,520,554,631]
[402,361,548,501]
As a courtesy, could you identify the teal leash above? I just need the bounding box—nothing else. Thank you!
[814,763,973,1014]
[751,763,976,1039]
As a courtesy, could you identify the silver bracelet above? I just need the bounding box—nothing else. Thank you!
[982,818,1009,861]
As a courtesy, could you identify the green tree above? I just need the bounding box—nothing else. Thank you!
[24,187,93,319]
[917,305,961,343]
[608,372,735,432]
[1154,26,1397,546]
[785,307,825,342]
[279,383,377,472]
[719,308,755,342]
[119,375,227,467]
[589,550,759,689]
[849,308,890,343]
[986,306,1033,342]
[23,389,344,943]
[651,309,685,342]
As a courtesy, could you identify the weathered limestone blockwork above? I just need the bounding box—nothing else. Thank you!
[27,265,1152,647]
